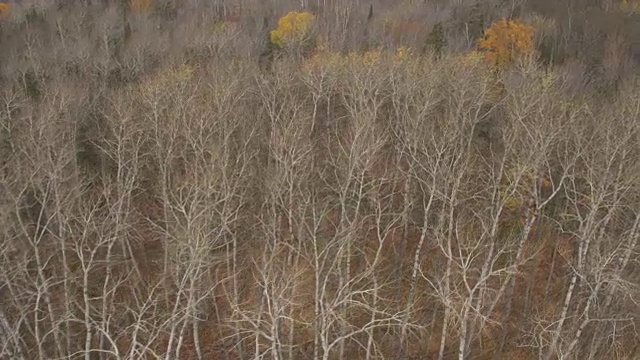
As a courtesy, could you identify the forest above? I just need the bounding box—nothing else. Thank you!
[0,0,638,359]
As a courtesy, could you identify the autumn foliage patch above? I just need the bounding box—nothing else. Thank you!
[130,0,153,13]
[270,11,316,49]
[478,18,535,67]
[0,3,9,18]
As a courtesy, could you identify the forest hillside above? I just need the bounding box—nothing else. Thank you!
[0,0,638,359]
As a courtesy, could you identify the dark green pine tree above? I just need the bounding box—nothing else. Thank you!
[425,22,446,58]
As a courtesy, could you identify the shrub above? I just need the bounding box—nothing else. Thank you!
[349,48,383,66]
[477,18,534,68]
[270,11,316,50]
[140,63,195,100]
[394,46,413,63]
[302,45,344,73]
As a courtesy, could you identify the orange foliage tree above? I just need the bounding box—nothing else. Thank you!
[130,0,153,13]
[477,18,534,68]
[0,3,9,18]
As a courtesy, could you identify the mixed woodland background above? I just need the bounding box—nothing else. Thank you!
[0,0,639,359]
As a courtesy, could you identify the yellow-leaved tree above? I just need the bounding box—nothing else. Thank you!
[477,18,534,68]
[621,0,640,11]
[270,11,316,50]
